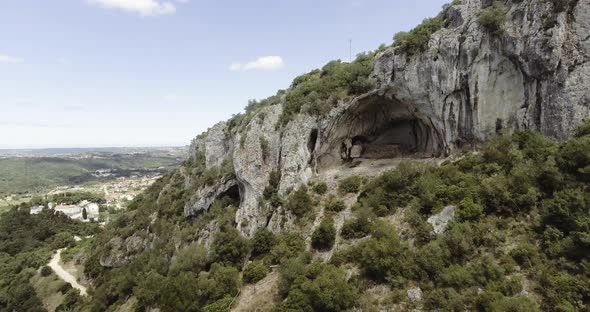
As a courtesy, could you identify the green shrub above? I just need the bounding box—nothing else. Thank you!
[341,215,372,240]
[51,232,76,249]
[477,292,539,312]
[325,196,346,213]
[56,288,80,311]
[269,233,306,264]
[202,295,234,312]
[353,222,416,286]
[211,225,251,267]
[277,262,359,312]
[574,119,590,138]
[284,186,313,218]
[311,218,336,250]
[557,135,590,181]
[416,241,452,279]
[540,271,588,311]
[40,266,52,277]
[509,243,539,268]
[357,162,423,216]
[169,244,209,275]
[251,228,276,257]
[311,181,328,195]
[393,3,455,54]
[478,2,507,34]
[338,176,365,194]
[263,170,282,207]
[438,265,476,289]
[260,137,270,162]
[457,197,484,221]
[279,53,376,126]
[423,288,463,311]
[243,261,269,284]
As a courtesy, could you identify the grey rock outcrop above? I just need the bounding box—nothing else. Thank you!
[204,121,230,168]
[233,105,283,236]
[428,205,456,235]
[100,235,149,267]
[407,287,423,302]
[371,0,590,149]
[178,0,589,237]
[184,177,238,216]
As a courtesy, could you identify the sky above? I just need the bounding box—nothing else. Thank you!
[0,0,448,149]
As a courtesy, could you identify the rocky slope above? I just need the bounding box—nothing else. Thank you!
[181,0,590,238]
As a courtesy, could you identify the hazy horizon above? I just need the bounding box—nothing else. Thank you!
[1,0,448,149]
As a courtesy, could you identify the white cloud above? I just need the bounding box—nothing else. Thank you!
[0,54,23,64]
[229,56,285,72]
[88,0,177,16]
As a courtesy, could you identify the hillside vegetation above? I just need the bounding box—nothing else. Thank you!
[60,119,589,312]
[0,154,181,195]
[2,1,590,311]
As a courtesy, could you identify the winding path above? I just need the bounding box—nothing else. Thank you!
[48,249,88,296]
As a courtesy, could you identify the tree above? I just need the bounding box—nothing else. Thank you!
[285,186,313,218]
[82,207,88,220]
[311,218,336,250]
[243,261,269,284]
[251,228,276,257]
[211,225,251,267]
[478,2,507,34]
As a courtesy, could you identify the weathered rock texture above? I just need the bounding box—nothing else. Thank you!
[428,205,456,235]
[182,0,589,236]
[371,0,590,146]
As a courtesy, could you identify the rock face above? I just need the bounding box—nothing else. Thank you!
[371,0,590,148]
[181,0,589,237]
[428,205,456,235]
[407,286,424,302]
[100,235,149,267]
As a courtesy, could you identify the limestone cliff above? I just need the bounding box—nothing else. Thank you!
[181,0,590,237]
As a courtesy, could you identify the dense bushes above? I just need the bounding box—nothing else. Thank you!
[393,2,459,54]
[0,208,98,311]
[78,121,590,311]
[276,261,359,312]
[338,176,365,194]
[243,260,269,284]
[211,225,251,267]
[279,53,377,126]
[394,14,446,54]
[324,196,346,212]
[311,218,336,250]
[336,123,590,310]
[351,222,416,286]
[478,2,507,34]
[341,209,372,239]
[311,181,328,195]
[251,228,276,257]
[284,186,313,218]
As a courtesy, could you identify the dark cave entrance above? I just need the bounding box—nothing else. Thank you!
[344,119,437,160]
[320,93,446,168]
[218,184,241,207]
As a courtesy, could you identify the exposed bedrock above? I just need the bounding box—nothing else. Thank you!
[372,0,590,143]
[181,0,590,236]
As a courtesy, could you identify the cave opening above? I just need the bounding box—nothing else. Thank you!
[308,129,318,153]
[217,184,241,207]
[319,93,446,168]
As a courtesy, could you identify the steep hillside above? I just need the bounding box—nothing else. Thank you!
[9,0,589,311]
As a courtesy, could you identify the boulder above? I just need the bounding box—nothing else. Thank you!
[427,205,456,235]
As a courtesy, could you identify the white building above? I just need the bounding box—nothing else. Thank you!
[30,205,45,215]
